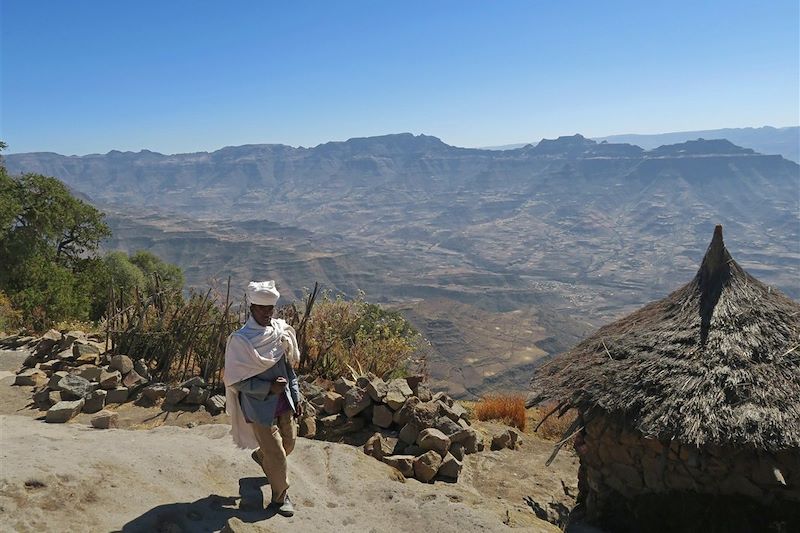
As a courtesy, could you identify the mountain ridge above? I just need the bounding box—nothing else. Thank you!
[483,126,799,162]
[9,130,791,160]
[6,131,798,397]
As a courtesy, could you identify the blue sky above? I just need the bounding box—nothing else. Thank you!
[1,0,798,155]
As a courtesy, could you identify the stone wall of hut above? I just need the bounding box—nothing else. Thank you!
[576,415,800,531]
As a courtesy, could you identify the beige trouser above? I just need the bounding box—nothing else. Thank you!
[252,413,296,504]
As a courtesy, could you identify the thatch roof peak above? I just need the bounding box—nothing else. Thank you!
[701,224,728,279]
[529,227,800,450]
[698,225,736,346]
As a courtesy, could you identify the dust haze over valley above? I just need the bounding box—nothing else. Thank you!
[7,129,799,398]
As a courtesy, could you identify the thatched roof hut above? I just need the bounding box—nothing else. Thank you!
[529,226,800,532]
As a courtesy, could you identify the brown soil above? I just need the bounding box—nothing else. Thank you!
[0,349,579,532]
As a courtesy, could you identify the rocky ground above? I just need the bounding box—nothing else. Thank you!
[0,348,581,532]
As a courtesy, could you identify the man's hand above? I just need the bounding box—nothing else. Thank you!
[294,402,303,419]
[269,377,287,395]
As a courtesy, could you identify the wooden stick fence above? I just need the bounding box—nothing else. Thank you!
[103,275,244,390]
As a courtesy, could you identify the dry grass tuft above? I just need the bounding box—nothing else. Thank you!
[474,394,527,431]
[527,402,579,443]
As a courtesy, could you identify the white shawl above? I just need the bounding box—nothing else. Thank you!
[223,317,301,449]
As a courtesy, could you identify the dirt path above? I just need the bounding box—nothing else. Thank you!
[0,349,576,532]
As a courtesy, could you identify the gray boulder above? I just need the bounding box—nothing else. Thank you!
[384,379,413,410]
[434,415,462,437]
[73,342,101,364]
[75,364,102,382]
[438,452,463,480]
[99,369,121,389]
[404,444,425,456]
[372,405,393,428]
[417,428,450,456]
[364,433,395,460]
[38,360,60,373]
[133,359,151,381]
[415,383,433,402]
[404,374,424,393]
[449,442,465,461]
[413,450,443,483]
[205,394,226,415]
[299,380,325,400]
[91,410,119,429]
[106,387,129,404]
[33,388,54,406]
[409,401,439,429]
[58,330,86,352]
[432,391,454,406]
[57,374,94,400]
[343,386,372,418]
[399,423,420,445]
[320,416,365,438]
[55,347,77,361]
[323,391,344,415]
[463,432,480,454]
[35,329,62,355]
[14,369,47,387]
[142,383,168,402]
[490,428,522,450]
[381,455,415,477]
[122,369,147,388]
[333,376,355,396]
[165,386,189,405]
[46,399,85,423]
[47,370,69,390]
[392,397,420,425]
[109,354,134,375]
[185,385,209,405]
[450,426,478,444]
[366,378,388,403]
[309,394,326,411]
[82,390,107,413]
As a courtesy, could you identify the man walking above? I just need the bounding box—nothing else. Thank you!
[223,280,302,517]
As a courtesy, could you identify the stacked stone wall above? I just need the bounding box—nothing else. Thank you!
[577,415,800,529]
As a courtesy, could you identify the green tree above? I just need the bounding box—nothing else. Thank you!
[0,153,111,328]
[103,252,147,297]
[79,251,185,320]
[129,250,185,294]
[9,258,90,329]
[6,173,110,269]
[0,170,21,239]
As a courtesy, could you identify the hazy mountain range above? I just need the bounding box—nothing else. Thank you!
[6,132,799,397]
[483,126,800,163]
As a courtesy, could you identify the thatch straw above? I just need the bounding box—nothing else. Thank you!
[529,226,800,451]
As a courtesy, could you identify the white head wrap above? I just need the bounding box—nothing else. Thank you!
[247,280,280,306]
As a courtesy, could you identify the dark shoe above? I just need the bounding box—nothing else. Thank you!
[275,495,294,517]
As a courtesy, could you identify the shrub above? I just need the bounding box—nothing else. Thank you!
[474,394,527,431]
[280,289,424,381]
[0,290,22,333]
[106,283,425,388]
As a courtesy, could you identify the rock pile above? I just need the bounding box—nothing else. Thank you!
[5,332,523,483]
[3,331,226,424]
[297,375,522,483]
